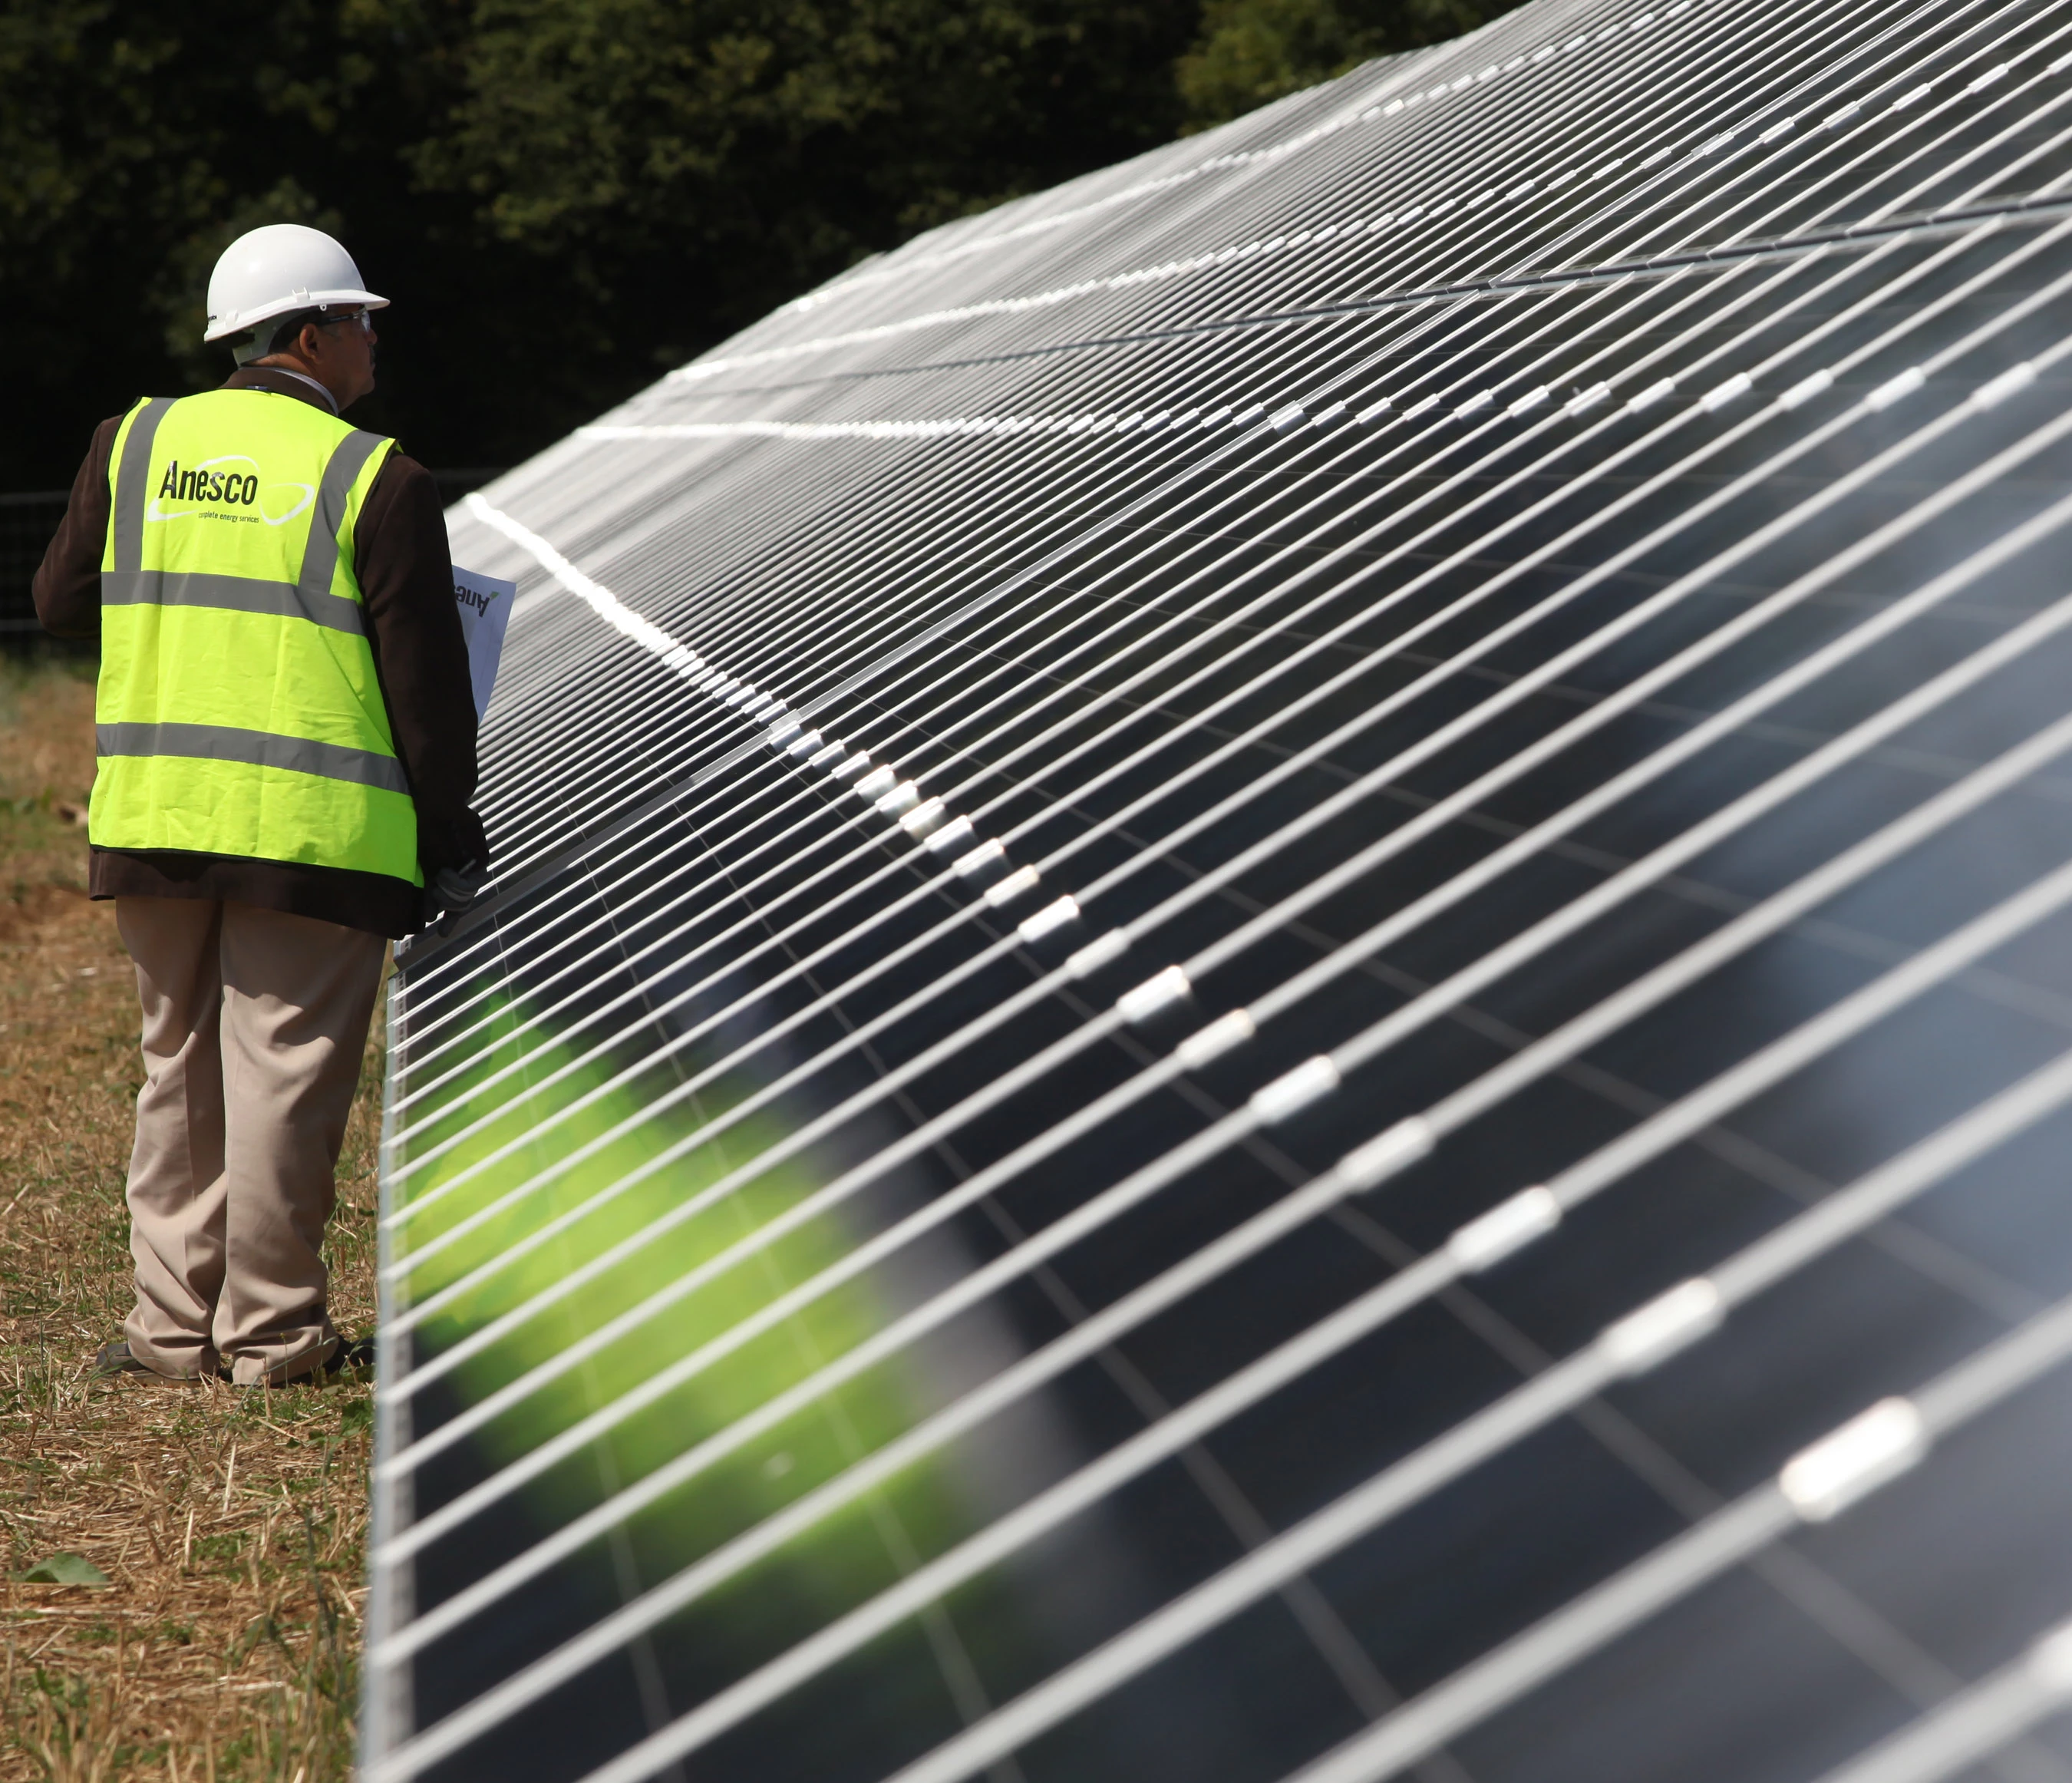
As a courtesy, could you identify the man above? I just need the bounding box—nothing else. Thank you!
[33,223,487,1387]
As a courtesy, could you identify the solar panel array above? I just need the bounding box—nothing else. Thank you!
[362,1,2072,1778]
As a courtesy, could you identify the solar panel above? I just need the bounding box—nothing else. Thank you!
[359,2,2072,1778]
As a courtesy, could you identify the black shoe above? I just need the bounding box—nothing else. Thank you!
[88,1340,214,1384]
[324,1336,376,1379]
[243,1336,376,1388]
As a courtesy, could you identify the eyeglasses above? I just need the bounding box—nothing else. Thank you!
[314,310,374,334]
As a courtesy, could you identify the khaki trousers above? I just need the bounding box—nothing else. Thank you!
[117,898,386,1385]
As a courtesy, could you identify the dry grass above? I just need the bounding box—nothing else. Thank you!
[0,653,380,1781]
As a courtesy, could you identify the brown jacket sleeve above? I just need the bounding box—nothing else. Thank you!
[354,451,488,875]
[31,417,120,640]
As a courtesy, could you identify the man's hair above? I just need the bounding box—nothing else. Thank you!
[231,306,332,367]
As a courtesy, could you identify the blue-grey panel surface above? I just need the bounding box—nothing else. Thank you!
[362,3,2072,1780]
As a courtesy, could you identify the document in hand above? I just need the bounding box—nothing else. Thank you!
[452,566,517,721]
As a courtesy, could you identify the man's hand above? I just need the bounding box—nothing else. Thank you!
[419,807,490,877]
[419,807,492,921]
[430,861,491,913]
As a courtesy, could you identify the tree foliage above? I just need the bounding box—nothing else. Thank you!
[1178,0,1514,127]
[0,0,1516,490]
[0,0,468,483]
[414,0,1205,367]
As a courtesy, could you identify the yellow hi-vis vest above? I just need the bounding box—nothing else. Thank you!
[91,388,421,886]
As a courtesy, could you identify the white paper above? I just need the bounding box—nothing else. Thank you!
[452,565,516,721]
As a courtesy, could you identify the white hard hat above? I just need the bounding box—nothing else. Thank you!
[203,223,388,343]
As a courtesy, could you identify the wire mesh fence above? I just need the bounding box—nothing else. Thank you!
[0,492,68,634]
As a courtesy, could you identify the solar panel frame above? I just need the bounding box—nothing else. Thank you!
[361,4,2072,1778]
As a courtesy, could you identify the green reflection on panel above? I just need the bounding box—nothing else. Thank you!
[384,976,1011,1644]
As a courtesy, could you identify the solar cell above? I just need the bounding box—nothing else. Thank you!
[361,1,2072,1778]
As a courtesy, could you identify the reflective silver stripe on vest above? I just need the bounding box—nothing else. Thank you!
[111,399,177,576]
[97,722,410,794]
[297,429,388,612]
[101,569,367,635]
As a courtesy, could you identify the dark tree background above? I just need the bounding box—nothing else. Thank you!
[1,0,1519,488]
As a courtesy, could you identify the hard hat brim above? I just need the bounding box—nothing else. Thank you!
[203,289,391,343]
